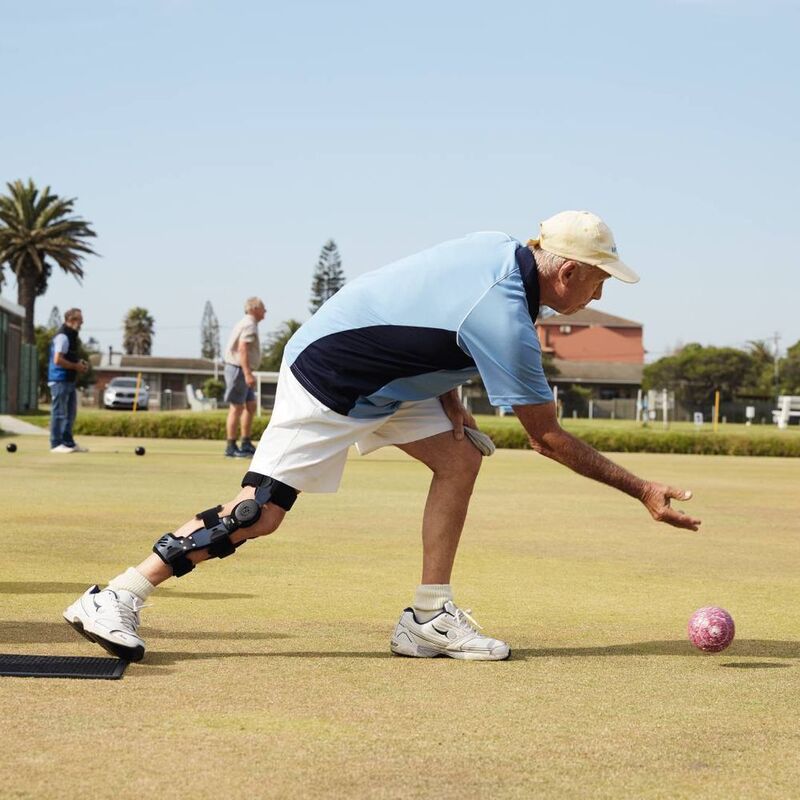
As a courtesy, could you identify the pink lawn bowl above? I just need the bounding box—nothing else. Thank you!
[688,607,735,653]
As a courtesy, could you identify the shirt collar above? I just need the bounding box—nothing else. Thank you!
[515,245,541,323]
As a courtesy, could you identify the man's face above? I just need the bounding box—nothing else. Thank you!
[253,303,267,322]
[550,263,609,315]
[66,313,84,331]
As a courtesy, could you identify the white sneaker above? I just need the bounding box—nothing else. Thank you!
[51,444,76,453]
[390,600,510,661]
[63,586,146,662]
[69,444,89,453]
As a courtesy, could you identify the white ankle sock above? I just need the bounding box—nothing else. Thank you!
[413,584,453,622]
[108,567,155,602]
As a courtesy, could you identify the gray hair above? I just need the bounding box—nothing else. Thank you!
[244,296,264,313]
[532,247,597,280]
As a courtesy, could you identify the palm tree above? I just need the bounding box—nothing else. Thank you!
[123,307,155,355]
[0,179,97,344]
[260,319,302,371]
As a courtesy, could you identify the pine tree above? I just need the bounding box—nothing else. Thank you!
[309,239,345,313]
[200,300,220,360]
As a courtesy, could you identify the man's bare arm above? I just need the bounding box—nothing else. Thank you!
[237,340,256,387]
[513,402,701,531]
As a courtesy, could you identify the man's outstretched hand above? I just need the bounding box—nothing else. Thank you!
[640,482,702,531]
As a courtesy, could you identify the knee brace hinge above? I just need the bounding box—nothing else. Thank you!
[153,499,261,577]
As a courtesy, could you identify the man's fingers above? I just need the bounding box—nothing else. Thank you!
[452,417,465,440]
[661,506,702,531]
[667,486,693,501]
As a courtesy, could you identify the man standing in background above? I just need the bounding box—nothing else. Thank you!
[223,297,266,457]
[49,308,89,453]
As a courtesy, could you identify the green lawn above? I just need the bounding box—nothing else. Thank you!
[1,435,799,798]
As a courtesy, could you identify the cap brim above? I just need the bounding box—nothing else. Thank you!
[598,259,640,284]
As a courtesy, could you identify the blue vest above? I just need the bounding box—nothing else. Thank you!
[48,325,80,383]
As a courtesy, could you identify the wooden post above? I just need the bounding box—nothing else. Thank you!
[713,390,720,433]
[132,372,142,413]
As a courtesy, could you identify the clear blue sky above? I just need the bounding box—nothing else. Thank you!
[2,0,798,361]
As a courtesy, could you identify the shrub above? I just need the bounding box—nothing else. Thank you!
[202,378,225,401]
[72,412,271,440]
[477,423,800,458]
[62,411,800,456]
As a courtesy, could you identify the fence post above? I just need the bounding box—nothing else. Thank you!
[132,372,142,413]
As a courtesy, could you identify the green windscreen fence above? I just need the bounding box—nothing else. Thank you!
[19,343,38,411]
[0,311,7,413]
[0,313,37,414]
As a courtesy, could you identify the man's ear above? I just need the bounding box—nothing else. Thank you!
[558,260,579,286]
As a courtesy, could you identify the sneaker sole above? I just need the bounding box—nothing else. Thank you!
[390,640,510,661]
[63,613,145,663]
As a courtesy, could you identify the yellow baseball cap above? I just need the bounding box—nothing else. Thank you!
[528,210,640,284]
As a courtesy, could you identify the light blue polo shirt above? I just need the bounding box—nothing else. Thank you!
[284,232,553,418]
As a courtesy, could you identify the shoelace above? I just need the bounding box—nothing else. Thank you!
[100,592,147,630]
[452,606,483,632]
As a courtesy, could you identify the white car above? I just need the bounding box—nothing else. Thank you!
[103,377,149,410]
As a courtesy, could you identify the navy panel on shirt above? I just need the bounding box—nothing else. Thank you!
[290,326,475,416]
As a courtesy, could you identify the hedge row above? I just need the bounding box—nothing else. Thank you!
[67,412,800,457]
[573,429,800,457]
[72,413,271,440]
[482,423,800,457]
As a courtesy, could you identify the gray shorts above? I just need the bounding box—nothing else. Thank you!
[224,363,256,405]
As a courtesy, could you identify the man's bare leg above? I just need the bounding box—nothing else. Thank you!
[397,430,482,584]
[64,486,287,660]
[226,403,244,441]
[240,399,257,440]
[391,431,509,660]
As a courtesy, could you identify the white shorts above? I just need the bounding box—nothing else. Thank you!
[248,362,454,492]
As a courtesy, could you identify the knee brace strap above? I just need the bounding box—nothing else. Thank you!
[153,499,261,577]
[241,471,298,511]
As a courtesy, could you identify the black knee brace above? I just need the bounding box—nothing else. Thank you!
[152,473,298,577]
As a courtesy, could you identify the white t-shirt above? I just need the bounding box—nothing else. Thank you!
[53,333,69,355]
[225,314,261,370]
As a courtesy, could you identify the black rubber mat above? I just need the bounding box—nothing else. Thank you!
[0,654,128,679]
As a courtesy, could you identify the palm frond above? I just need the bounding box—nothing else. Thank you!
[0,178,98,343]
